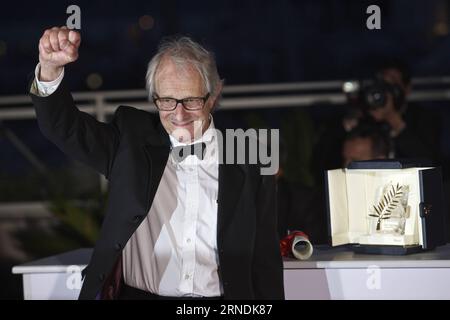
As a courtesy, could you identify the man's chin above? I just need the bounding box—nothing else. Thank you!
[170,122,205,141]
[170,128,195,142]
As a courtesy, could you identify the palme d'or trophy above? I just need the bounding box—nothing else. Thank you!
[368,182,410,236]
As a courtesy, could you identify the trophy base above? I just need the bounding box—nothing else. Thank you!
[352,244,430,255]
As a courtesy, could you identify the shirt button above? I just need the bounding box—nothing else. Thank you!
[185,274,191,280]
[186,238,191,243]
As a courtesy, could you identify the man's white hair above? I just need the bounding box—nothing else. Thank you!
[146,36,222,102]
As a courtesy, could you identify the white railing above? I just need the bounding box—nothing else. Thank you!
[1,78,450,217]
[2,77,450,121]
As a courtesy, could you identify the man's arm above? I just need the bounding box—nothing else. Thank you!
[31,27,120,178]
[252,173,285,299]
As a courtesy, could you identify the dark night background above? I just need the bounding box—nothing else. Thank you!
[2,0,450,93]
[1,0,450,299]
[1,0,450,175]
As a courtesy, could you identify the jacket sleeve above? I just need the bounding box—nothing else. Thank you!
[252,173,285,299]
[30,77,120,179]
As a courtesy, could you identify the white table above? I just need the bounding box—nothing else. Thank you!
[284,244,450,299]
[13,245,450,299]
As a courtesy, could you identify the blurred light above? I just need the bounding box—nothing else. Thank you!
[0,41,7,56]
[86,73,103,90]
[433,2,449,36]
[343,81,359,93]
[139,15,154,31]
[433,23,448,36]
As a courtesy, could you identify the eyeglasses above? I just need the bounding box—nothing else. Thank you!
[153,93,210,111]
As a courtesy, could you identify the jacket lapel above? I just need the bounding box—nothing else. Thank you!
[217,129,246,238]
[217,163,245,237]
[143,120,171,213]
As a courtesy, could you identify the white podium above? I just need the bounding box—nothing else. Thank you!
[13,245,450,299]
[12,248,91,300]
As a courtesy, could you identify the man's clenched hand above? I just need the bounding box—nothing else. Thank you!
[38,26,81,81]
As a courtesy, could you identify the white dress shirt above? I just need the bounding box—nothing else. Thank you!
[122,121,221,297]
[31,63,65,96]
[33,64,222,297]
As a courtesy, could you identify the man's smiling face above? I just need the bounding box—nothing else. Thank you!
[155,57,213,143]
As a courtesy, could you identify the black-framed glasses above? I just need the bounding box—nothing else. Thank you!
[153,93,210,111]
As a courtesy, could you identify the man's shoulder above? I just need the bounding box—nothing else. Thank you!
[112,105,164,142]
[115,105,158,121]
[113,105,159,128]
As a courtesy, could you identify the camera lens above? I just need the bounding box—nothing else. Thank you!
[365,86,386,109]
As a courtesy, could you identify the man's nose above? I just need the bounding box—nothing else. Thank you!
[173,102,188,119]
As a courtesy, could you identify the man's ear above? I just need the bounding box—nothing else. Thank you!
[213,81,223,100]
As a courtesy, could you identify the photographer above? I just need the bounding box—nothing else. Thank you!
[366,59,440,163]
[313,59,441,186]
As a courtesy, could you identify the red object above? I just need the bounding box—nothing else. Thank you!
[280,231,309,257]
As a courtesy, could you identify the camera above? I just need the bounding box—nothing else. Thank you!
[343,79,405,111]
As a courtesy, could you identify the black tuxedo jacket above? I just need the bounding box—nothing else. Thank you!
[30,79,284,300]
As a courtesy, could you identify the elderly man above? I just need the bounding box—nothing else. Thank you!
[30,26,284,300]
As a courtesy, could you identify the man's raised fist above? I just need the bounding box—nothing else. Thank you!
[38,26,81,81]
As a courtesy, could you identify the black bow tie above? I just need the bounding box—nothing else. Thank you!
[171,142,207,162]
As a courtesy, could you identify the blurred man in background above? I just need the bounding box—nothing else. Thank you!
[368,59,441,162]
[342,121,390,167]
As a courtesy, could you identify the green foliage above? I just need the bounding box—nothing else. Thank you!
[49,195,106,245]
[15,191,106,259]
[6,161,105,258]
